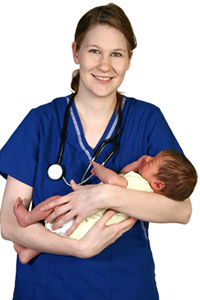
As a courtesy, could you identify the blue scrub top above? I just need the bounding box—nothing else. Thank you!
[0,95,183,300]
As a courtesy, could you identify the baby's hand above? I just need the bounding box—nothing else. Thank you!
[90,161,102,176]
[136,155,152,170]
[120,155,152,174]
[137,155,149,165]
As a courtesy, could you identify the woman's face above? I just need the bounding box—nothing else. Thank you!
[72,24,132,100]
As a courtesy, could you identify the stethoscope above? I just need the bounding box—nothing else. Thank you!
[47,94,122,186]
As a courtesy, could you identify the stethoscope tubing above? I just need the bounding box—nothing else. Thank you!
[47,94,122,186]
[57,96,74,165]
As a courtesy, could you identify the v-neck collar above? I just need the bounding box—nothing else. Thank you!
[66,95,126,161]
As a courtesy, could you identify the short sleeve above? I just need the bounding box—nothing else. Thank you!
[0,109,40,186]
[147,107,183,156]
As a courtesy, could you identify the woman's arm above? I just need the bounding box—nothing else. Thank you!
[105,185,192,224]
[1,176,135,258]
[43,182,192,234]
[0,176,82,256]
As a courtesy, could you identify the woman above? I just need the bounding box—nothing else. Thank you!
[0,4,192,300]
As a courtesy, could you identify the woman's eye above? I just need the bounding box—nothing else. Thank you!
[89,49,100,54]
[112,52,122,57]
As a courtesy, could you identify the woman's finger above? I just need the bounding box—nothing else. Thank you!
[65,215,83,236]
[81,212,135,258]
[45,203,71,223]
[96,209,116,227]
[48,207,79,230]
[66,210,117,237]
[40,195,70,212]
[113,217,135,236]
[102,216,135,246]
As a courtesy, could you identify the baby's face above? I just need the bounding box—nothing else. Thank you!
[139,153,163,183]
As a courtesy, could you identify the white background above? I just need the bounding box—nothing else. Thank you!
[0,0,199,299]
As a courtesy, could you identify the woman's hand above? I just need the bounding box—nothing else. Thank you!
[79,210,136,258]
[42,180,108,235]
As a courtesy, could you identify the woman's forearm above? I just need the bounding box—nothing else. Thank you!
[103,184,192,224]
[41,182,192,232]
[2,206,135,259]
[1,176,135,259]
[1,200,82,258]
[4,220,82,257]
[1,176,82,257]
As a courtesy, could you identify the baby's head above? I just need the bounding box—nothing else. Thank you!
[139,150,197,200]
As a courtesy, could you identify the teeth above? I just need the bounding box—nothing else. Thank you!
[95,76,111,81]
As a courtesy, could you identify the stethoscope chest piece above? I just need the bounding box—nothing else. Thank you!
[47,163,64,181]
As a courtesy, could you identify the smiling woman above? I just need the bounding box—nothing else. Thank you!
[71,3,137,101]
[72,25,132,101]
[0,3,194,300]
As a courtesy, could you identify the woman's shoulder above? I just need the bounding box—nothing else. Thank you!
[32,95,70,117]
[122,96,162,120]
[25,95,73,127]
[123,95,159,111]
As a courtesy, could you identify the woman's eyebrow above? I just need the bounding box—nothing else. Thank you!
[113,48,127,52]
[86,44,99,48]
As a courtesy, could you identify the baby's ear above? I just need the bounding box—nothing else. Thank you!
[151,180,165,192]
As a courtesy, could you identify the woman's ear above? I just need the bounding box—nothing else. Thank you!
[151,180,165,192]
[72,42,79,64]
[127,50,133,70]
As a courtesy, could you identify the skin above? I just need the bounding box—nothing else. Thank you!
[13,196,57,228]
[73,25,132,100]
[138,153,166,192]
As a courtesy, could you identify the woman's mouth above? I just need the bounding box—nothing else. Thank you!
[92,74,113,82]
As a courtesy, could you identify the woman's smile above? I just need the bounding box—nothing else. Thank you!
[72,24,132,100]
[91,74,114,83]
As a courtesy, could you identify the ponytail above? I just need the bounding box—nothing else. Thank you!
[71,69,80,93]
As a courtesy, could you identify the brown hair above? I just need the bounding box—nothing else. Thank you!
[156,149,197,201]
[71,3,137,101]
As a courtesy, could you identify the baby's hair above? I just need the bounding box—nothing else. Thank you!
[157,149,197,200]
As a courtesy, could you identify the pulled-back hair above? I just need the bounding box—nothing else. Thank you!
[157,150,197,201]
[71,3,137,97]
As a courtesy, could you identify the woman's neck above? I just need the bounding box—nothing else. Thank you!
[74,92,117,149]
[74,92,117,120]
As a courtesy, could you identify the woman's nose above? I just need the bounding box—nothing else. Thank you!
[97,55,111,72]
